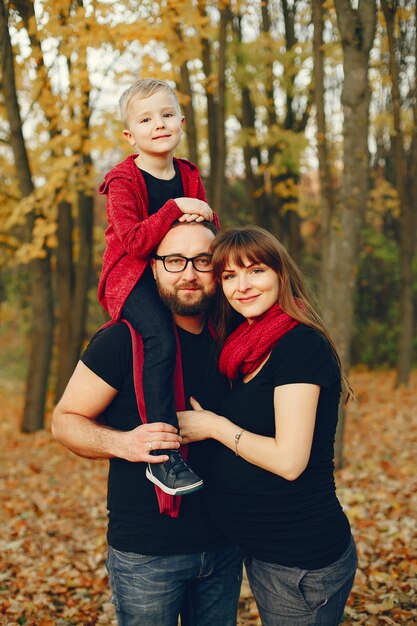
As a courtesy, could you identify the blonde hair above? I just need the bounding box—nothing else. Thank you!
[211,225,352,399]
[119,79,180,126]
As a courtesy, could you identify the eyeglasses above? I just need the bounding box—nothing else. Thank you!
[153,254,213,273]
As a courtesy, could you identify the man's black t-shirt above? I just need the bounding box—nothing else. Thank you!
[140,161,184,216]
[205,324,351,570]
[81,322,229,555]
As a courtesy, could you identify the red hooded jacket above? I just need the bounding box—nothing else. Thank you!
[98,154,219,319]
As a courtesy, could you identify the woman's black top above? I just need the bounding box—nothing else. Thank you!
[205,324,351,570]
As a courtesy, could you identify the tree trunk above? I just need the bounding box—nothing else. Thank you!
[323,0,376,466]
[260,0,281,234]
[241,87,261,218]
[212,5,230,215]
[17,0,77,405]
[261,0,303,256]
[173,19,199,167]
[55,186,94,400]
[281,0,296,130]
[17,0,73,402]
[261,0,277,128]
[178,62,199,167]
[381,0,415,386]
[55,13,94,400]
[55,200,75,400]
[233,14,262,219]
[408,2,417,383]
[287,211,302,261]
[23,252,54,432]
[72,182,94,358]
[198,0,217,203]
[1,0,54,432]
[312,0,337,305]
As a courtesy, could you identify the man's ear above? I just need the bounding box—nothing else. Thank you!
[123,129,136,146]
[150,258,157,279]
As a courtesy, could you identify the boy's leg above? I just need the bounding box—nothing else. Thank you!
[122,267,203,496]
[122,266,178,427]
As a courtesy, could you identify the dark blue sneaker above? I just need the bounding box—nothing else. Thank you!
[146,450,203,495]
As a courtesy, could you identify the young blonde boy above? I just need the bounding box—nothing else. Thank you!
[98,79,219,497]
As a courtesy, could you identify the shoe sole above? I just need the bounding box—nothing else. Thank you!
[145,469,204,495]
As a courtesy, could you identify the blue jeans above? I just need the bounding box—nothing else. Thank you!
[106,544,243,626]
[245,535,357,626]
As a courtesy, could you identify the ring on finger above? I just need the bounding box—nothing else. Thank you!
[148,441,154,451]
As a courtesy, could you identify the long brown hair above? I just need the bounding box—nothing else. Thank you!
[211,225,352,398]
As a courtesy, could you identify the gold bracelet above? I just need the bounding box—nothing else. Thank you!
[234,429,246,456]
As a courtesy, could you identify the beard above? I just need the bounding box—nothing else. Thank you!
[156,279,216,316]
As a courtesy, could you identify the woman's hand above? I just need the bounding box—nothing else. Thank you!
[177,397,220,443]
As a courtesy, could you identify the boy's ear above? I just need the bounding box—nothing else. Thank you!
[123,129,136,146]
[181,116,185,127]
[150,257,157,278]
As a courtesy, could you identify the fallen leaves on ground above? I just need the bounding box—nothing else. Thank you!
[0,370,416,626]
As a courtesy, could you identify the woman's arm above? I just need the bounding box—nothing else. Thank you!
[178,383,319,481]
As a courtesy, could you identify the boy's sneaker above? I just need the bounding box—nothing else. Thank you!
[146,450,203,496]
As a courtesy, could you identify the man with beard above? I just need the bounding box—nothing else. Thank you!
[52,221,243,626]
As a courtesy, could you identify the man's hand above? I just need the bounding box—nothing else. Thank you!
[174,198,213,223]
[121,422,181,463]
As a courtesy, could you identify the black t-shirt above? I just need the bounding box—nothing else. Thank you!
[81,322,229,555]
[140,161,184,215]
[205,324,351,570]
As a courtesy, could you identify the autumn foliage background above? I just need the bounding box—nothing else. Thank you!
[0,0,416,624]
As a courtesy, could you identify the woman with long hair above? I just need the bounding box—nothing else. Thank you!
[178,225,357,626]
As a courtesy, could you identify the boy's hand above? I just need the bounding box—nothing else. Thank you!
[174,198,213,222]
[178,213,206,223]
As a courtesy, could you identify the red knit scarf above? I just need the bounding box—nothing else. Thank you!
[219,303,299,380]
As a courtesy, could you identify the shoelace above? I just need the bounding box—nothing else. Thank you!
[169,451,189,475]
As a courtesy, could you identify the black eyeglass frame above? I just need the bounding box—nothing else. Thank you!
[153,254,214,273]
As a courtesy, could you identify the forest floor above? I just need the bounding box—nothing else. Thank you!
[0,370,416,626]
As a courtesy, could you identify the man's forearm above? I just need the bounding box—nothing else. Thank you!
[52,412,125,460]
[52,409,181,463]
